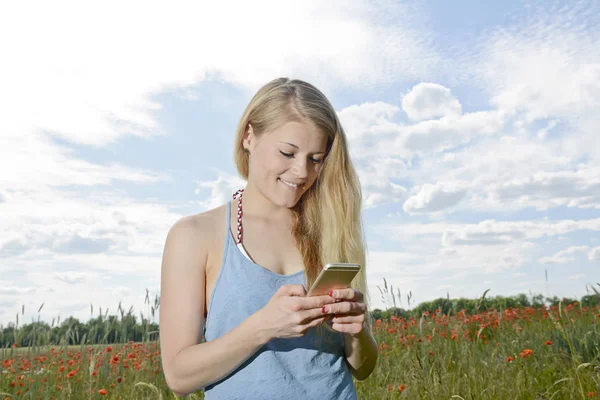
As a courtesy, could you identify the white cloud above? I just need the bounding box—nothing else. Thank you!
[438,219,600,247]
[491,166,600,210]
[401,82,462,122]
[539,245,590,264]
[0,186,182,271]
[0,133,168,192]
[111,286,133,299]
[0,0,438,149]
[0,285,38,296]
[337,102,410,208]
[408,134,599,214]
[589,246,600,262]
[377,228,533,273]
[393,109,506,155]
[370,218,600,274]
[568,274,585,280]
[434,284,456,292]
[363,183,407,209]
[338,101,506,210]
[536,119,559,140]
[462,0,600,161]
[403,182,469,214]
[194,171,247,211]
[50,271,99,285]
[338,102,402,144]
[53,234,116,254]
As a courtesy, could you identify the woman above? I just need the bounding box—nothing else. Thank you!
[159,77,378,399]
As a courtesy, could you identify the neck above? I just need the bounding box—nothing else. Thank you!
[239,182,295,224]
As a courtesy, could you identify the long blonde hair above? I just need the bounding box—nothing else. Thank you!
[233,77,371,326]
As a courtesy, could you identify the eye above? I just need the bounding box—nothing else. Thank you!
[280,150,323,164]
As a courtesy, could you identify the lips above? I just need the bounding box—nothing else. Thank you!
[279,178,304,188]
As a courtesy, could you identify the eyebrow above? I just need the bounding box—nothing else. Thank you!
[279,141,326,154]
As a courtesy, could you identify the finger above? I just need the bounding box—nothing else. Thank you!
[298,302,339,322]
[330,322,362,334]
[308,316,327,328]
[331,289,363,302]
[331,315,363,324]
[278,284,307,297]
[296,317,323,332]
[294,316,326,336]
[298,294,339,310]
[323,301,366,315]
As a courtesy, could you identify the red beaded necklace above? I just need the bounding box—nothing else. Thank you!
[232,189,244,244]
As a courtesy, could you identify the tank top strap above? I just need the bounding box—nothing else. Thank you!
[225,199,231,242]
[226,200,230,217]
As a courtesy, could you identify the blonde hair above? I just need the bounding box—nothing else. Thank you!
[233,77,372,328]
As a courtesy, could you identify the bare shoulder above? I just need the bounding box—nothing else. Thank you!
[174,205,225,236]
[158,204,226,388]
[195,204,228,232]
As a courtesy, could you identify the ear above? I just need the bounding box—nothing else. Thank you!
[242,123,256,152]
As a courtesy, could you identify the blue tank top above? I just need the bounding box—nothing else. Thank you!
[202,201,357,399]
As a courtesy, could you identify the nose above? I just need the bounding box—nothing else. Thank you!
[291,158,309,180]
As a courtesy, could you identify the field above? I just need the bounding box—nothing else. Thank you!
[1,300,599,399]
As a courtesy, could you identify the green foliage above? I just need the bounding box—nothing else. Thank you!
[369,289,600,322]
[0,290,160,348]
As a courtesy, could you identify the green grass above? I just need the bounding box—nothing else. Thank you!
[358,302,600,399]
[1,293,599,399]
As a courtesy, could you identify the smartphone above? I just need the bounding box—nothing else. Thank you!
[306,263,361,297]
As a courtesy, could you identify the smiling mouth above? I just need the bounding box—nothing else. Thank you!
[279,178,304,189]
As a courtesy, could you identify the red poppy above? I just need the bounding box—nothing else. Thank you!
[520,349,533,358]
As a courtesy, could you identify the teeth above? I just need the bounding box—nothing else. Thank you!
[280,179,299,188]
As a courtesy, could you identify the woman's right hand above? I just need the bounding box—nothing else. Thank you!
[256,284,339,340]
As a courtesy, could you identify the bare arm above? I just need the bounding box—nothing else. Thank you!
[159,216,270,396]
[167,312,270,396]
[343,325,378,380]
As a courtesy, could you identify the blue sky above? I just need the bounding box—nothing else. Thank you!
[1,0,599,327]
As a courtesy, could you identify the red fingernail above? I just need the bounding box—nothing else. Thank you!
[328,290,333,297]
[322,306,327,313]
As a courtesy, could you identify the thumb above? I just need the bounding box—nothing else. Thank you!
[278,284,307,297]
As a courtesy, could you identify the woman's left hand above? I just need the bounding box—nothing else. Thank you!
[322,289,366,337]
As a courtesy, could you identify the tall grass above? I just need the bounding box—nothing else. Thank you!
[1,282,599,399]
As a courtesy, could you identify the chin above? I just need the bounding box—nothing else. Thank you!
[278,193,302,209]
[273,179,307,208]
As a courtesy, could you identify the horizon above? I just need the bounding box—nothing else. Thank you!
[1,272,597,329]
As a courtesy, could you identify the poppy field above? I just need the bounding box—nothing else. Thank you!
[1,291,599,399]
[364,300,600,399]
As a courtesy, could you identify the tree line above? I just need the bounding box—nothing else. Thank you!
[370,284,600,321]
[2,288,599,348]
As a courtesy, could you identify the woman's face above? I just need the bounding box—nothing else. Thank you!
[244,119,328,208]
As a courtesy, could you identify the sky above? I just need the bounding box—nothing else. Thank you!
[1,0,599,328]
